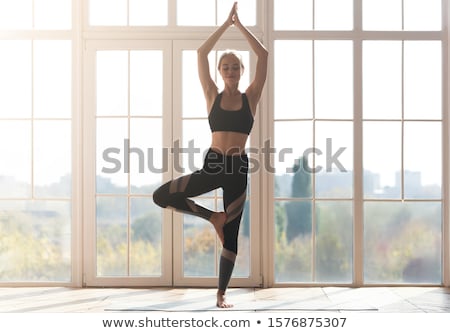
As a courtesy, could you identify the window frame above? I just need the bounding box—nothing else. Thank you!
[266,0,449,287]
[0,0,447,288]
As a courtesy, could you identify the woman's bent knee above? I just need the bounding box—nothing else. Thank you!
[153,186,167,208]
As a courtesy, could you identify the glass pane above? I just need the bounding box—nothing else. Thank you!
[130,118,163,193]
[315,0,353,30]
[275,153,313,200]
[0,200,71,282]
[129,0,168,26]
[274,0,312,30]
[363,41,402,119]
[97,118,128,193]
[364,202,442,284]
[182,119,211,174]
[130,197,162,276]
[363,122,402,198]
[130,50,163,116]
[274,201,312,282]
[315,41,353,119]
[217,0,256,26]
[363,0,402,31]
[90,0,127,26]
[96,196,128,276]
[34,120,71,198]
[34,40,72,118]
[0,121,31,198]
[97,51,128,116]
[274,121,313,198]
[274,40,313,119]
[184,199,216,277]
[0,41,32,119]
[404,122,441,199]
[34,0,72,29]
[315,121,353,198]
[177,0,215,26]
[0,0,32,29]
[404,41,442,120]
[404,0,441,31]
[182,50,210,118]
[315,201,352,283]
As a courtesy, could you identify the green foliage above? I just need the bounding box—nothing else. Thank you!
[184,226,216,276]
[275,200,441,283]
[364,202,441,283]
[0,211,70,281]
[0,175,442,284]
[315,202,353,282]
[131,212,161,243]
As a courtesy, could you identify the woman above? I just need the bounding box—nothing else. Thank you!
[153,2,268,308]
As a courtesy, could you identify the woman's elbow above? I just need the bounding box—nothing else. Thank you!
[259,48,268,59]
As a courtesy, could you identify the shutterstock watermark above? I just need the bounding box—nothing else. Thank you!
[101,138,348,175]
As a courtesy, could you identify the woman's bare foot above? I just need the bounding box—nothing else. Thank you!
[216,290,233,308]
[210,212,227,245]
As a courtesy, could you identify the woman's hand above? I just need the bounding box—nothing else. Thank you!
[231,2,242,27]
[226,2,238,26]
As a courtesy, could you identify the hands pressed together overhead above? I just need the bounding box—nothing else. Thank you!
[226,2,241,27]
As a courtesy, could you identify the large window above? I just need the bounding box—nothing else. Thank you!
[0,0,448,287]
[273,0,444,284]
[0,1,73,283]
[273,40,354,283]
[95,49,165,277]
[363,40,442,283]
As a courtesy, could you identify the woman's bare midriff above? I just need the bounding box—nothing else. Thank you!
[210,131,248,155]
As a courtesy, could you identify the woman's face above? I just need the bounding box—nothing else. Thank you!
[219,54,243,85]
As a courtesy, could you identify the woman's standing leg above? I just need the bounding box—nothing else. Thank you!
[216,156,248,308]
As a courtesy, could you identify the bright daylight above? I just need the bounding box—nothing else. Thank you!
[0,0,449,330]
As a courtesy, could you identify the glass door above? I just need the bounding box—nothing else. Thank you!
[172,40,261,288]
[83,39,261,287]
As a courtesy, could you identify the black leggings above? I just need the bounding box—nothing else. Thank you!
[153,148,248,291]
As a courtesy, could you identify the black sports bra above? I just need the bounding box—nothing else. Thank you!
[208,93,254,135]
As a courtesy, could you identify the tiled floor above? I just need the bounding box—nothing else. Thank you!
[1,287,450,313]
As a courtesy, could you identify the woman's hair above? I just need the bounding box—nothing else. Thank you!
[218,50,244,70]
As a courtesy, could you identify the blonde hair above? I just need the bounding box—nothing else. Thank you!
[218,50,244,70]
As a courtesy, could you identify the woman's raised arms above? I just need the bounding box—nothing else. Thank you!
[233,5,268,114]
[197,4,237,109]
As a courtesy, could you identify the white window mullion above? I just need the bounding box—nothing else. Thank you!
[401,0,404,30]
[353,37,364,286]
[72,0,83,287]
[168,0,176,27]
[443,0,450,287]
[352,0,364,289]
[401,41,405,200]
[262,0,275,288]
[126,50,131,277]
[311,40,316,282]
[31,40,35,200]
